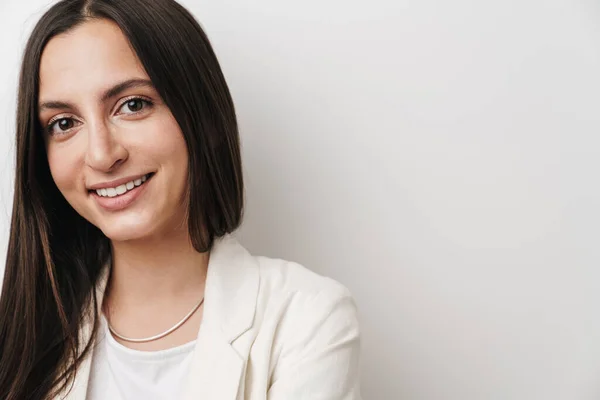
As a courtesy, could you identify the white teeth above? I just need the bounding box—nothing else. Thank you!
[94,174,151,197]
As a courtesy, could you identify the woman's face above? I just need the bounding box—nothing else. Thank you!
[38,19,190,242]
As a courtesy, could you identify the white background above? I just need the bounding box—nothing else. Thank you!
[1,0,600,399]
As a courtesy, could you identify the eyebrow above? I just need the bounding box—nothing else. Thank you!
[38,78,155,112]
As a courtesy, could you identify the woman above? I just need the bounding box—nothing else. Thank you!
[0,0,361,399]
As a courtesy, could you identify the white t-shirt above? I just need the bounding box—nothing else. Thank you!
[86,315,196,400]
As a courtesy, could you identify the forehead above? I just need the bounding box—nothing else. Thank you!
[39,19,147,102]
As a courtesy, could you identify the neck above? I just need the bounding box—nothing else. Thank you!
[106,227,209,310]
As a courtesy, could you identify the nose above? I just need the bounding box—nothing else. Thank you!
[84,119,128,172]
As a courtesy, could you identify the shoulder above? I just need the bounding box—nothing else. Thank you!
[251,254,360,340]
[217,238,362,396]
[255,255,352,298]
[215,235,360,338]
[247,254,362,398]
[209,235,358,323]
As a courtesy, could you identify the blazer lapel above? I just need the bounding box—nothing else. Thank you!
[59,266,110,400]
[181,234,259,399]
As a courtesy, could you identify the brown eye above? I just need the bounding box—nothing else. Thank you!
[126,99,143,112]
[118,97,152,115]
[58,118,73,131]
[46,117,78,136]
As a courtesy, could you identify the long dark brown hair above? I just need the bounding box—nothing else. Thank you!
[0,0,244,398]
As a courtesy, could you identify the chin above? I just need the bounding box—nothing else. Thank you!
[95,213,184,243]
[94,216,159,243]
[99,225,150,243]
[78,201,187,243]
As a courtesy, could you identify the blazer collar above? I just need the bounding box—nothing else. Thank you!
[201,234,260,342]
[60,234,259,399]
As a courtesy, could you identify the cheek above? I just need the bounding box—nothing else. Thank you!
[143,116,189,176]
[160,135,189,201]
[157,126,189,205]
[46,144,82,197]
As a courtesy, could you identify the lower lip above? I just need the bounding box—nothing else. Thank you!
[91,177,151,211]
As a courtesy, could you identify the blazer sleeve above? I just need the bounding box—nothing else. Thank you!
[267,284,362,400]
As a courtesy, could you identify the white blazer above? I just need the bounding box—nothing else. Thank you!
[58,234,362,399]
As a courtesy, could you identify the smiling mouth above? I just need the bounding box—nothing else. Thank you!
[90,173,154,198]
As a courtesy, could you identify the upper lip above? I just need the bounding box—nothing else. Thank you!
[87,173,150,190]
